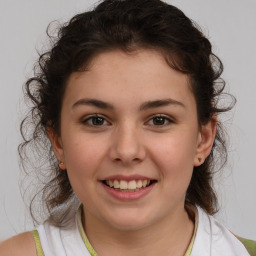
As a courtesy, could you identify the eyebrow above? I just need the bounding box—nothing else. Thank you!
[72,99,114,110]
[72,98,185,110]
[139,99,185,111]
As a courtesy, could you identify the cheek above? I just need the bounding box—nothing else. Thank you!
[151,133,196,167]
[149,133,196,187]
[62,136,108,205]
[62,135,107,181]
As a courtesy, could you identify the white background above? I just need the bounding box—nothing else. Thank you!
[0,0,255,241]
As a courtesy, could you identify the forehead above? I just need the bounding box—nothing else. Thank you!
[64,49,195,109]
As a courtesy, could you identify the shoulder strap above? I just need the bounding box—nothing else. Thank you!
[32,230,45,256]
[235,236,256,256]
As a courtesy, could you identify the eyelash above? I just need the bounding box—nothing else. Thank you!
[81,114,174,127]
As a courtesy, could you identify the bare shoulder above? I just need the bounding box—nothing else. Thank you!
[0,231,37,256]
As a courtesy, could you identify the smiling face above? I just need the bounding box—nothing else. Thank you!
[50,49,215,231]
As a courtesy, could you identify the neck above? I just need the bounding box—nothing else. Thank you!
[82,204,195,256]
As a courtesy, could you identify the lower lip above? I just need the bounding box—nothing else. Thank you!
[102,182,156,201]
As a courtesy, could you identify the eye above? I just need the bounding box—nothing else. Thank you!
[82,114,110,126]
[147,115,173,126]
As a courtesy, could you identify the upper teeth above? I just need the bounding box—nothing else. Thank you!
[106,180,150,190]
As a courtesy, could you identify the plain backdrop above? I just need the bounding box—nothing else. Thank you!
[0,0,255,241]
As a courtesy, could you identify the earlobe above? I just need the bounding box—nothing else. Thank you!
[194,116,217,166]
[47,127,65,168]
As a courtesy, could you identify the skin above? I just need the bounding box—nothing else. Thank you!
[0,232,36,256]
[0,49,216,256]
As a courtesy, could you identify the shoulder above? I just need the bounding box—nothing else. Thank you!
[234,236,256,256]
[0,231,37,256]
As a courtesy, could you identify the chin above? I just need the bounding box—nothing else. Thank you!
[103,211,155,231]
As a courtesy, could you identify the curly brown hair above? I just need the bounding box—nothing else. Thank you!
[19,0,235,226]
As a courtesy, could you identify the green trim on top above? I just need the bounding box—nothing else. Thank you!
[77,209,98,256]
[185,207,198,256]
[32,230,45,256]
[236,236,256,256]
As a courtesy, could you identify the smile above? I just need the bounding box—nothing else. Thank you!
[102,179,157,192]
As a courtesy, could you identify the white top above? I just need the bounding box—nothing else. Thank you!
[190,207,250,256]
[36,206,250,256]
[37,212,91,256]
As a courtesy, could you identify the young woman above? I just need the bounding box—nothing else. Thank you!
[0,0,255,255]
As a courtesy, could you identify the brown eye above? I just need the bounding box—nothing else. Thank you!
[92,116,104,125]
[147,115,173,126]
[153,116,166,125]
[82,115,109,126]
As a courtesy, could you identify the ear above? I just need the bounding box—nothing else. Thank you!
[47,127,66,170]
[194,115,217,166]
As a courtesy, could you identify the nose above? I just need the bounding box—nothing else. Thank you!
[109,123,146,166]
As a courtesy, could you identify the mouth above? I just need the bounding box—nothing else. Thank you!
[102,179,157,192]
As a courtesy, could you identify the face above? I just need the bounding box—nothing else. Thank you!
[51,49,215,231]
